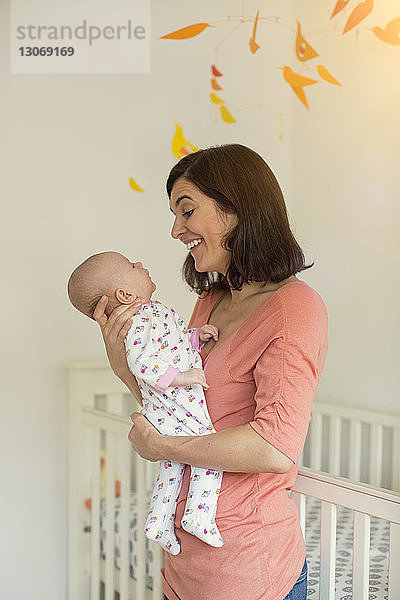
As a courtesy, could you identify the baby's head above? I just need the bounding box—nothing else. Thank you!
[68,251,156,319]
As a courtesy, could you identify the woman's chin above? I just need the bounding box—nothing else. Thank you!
[194,257,226,274]
[193,259,207,273]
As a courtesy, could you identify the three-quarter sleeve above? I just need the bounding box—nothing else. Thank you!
[249,289,328,464]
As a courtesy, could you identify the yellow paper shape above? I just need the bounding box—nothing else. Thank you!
[211,78,223,91]
[343,0,374,34]
[171,122,199,159]
[249,9,261,54]
[220,105,236,123]
[317,65,341,85]
[295,22,319,62]
[282,66,318,109]
[129,177,144,192]
[371,17,400,45]
[160,23,212,40]
[210,92,225,104]
[331,0,351,19]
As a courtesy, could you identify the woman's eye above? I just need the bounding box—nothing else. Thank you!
[183,209,194,219]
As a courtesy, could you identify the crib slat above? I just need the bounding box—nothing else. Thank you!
[292,492,306,538]
[392,429,400,492]
[90,429,101,600]
[349,420,361,481]
[319,501,337,600]
[152,543,164,600]
[389,522,400,596]
[369,424,383,487]
[105,431,115,600]
[328,416,342,476]
[118,440,131,600]
[145,460,155,493]
[353,511,370,599]
[145,461,164,600]
[310,412,322,471]
[135,453,147,600]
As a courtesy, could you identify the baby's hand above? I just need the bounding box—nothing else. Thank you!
[198,324,219,343]
[172,368,209,389]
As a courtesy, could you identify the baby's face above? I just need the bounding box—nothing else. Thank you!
[117,256,156,304]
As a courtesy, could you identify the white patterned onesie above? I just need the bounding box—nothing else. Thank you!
[125,300,224,555]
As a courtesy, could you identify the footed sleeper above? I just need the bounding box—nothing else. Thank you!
[125,300,224,555]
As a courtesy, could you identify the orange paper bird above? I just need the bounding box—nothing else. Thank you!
[211,78,223,91]
[296,22,319,61]
[343,0,374,34]
[249,9,261,54]
[317,64,341,85]
[282,66,318,109]
[211,65,223,77]
[371,17,400,45]
[172,122,199,159]
[220,106,236,124]
[331,0,351,19]
[160,23,212,40]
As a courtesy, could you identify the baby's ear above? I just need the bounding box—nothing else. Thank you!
[115,288,138,304]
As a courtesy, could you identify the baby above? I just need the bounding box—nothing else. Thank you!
[68,251,224,555]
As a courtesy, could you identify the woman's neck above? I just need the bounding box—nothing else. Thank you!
[226,276,298,307]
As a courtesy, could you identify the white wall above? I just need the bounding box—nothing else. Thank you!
[291,0,400,412]
[0,0,398,598]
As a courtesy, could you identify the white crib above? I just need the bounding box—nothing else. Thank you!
[67,360,400,600]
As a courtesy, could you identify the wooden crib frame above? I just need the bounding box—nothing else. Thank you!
[67,360,400,600]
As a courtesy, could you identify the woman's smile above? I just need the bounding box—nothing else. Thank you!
[186,238,203,252]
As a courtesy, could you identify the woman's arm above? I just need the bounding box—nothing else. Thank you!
[163,423,293,473]
[128,413,293,473]
[120,371,143,406]
[93,295,143,406]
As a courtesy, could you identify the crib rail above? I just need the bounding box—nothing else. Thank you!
[84,408,162,600]
[68,361,400,600]
[68,362,163,600]
[302,399,400,491]
[293,468,400,599]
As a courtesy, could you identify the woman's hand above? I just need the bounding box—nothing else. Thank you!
[93,295,141,379]
[128,412,166,462]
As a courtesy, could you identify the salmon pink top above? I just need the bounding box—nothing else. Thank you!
[161,280,328,600]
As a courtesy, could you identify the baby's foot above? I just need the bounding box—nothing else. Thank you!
[144,459,185,555]
[181,466,224,548]
[144,513,181,555]
[181,514,223,548]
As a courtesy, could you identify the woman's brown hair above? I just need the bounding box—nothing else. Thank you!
[166,144,312,295]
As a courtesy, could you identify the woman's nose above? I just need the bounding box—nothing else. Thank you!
[171,217,187,240]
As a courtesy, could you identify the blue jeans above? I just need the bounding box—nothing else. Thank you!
[282,559,307,599]
[163,559,307,600]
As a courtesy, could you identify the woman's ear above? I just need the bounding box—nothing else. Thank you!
[115,288,138,304]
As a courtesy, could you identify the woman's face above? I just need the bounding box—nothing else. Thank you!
[169,177,237,274]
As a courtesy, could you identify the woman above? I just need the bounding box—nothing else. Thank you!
[94,144,328,600]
